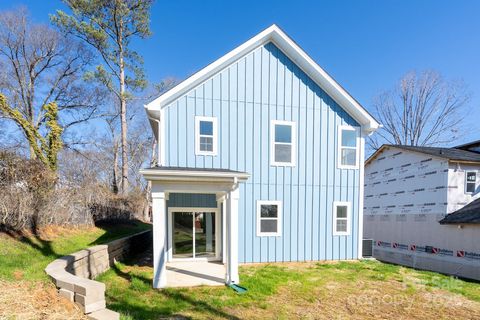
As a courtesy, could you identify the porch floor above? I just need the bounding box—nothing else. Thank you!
[166,261,226,287]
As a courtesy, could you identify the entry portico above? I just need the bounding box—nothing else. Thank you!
[140,167,249,288]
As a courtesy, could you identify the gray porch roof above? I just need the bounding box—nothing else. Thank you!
[439,198,480,225]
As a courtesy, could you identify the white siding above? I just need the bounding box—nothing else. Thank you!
[447,163,480,213]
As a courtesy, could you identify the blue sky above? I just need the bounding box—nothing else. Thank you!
[1,0,479,144]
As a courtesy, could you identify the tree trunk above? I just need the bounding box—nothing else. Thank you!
[120,93,128,194]
[112,142,119,194]
[118,22,129,194]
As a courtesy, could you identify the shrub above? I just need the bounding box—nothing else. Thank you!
[0,151,146,232]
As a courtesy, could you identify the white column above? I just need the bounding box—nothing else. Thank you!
[152,184,167,288]
[226,187,240,284]
[222,199,227,264]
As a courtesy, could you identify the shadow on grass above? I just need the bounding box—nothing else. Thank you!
[107,254,240,320]
[3,226,59,260]
[88,220,151,246]
[1,219,151,264]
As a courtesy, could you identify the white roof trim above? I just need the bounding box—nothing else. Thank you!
[145,24,380,132]
[140,168,250,182]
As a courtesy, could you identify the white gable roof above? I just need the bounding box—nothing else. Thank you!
[145,24,380,133]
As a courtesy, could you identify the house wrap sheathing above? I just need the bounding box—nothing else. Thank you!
[364,144,480,280]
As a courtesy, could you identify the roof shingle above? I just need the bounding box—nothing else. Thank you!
[439,198,480,224]
[384,145,480,163]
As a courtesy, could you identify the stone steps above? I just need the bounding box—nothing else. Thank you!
[44,230,152,320]
[87,308,120,320]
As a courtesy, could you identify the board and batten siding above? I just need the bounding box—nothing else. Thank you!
[162,42,361,263]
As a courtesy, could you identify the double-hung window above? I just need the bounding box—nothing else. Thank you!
[257,201,282,237]
[271,120,296,166]
[333,201,350,236]
[195,116,217,156]
[465,171,477,194]
[338,125,359,169]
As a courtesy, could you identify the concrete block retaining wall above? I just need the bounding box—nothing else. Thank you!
[45,229,152,320]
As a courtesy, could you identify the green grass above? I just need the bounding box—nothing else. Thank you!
[0,221,151,282]
[1,222,479,319]
[97,259,480,320]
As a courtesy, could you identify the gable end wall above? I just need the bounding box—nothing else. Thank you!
[162,42,362,263]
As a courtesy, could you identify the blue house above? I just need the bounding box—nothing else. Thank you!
[141,25,380,288]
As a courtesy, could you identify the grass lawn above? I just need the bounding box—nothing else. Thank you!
[0,221,151,319]
[98,258,480,320]
[0,221,151,282]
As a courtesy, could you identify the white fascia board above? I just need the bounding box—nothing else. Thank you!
[140,168,250,182]
[145,25,380,133]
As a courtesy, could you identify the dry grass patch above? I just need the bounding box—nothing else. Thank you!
[99,259,480,320]
[0,280,86,320]
[239,277,480,320]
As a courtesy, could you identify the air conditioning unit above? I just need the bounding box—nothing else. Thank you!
[363,239,374,257]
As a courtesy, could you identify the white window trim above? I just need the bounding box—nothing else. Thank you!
[333,201,351,236]
[465,170,477,194]
[256,200,282,237]
[270,120,296,167]
[195,116,217,156]
[337,125,360,170]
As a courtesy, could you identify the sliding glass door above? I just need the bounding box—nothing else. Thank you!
[172,211,216,259]
[172,212,194,258]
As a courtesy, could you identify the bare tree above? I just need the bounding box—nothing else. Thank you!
[368,70,470,150]
[0,8,103,164]
[53,0,153,194]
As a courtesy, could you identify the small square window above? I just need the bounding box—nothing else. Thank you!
[195,116,217,156]
[333,202,350,236]
[257,201,282,237]
[271,120,296,166]
[338,126,359,169]
[466,171,477,194]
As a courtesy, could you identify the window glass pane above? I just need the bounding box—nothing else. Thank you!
[336,206,347,218]
[200,121,213,135]
[341,148,356,166]
[275,144,292,163]
[466,172,476,193]
[275,124,292,143]
[200,136,213,151]
[467,183,475,193]
[260,204,278,218]
[261,219,277,233]
[466,172,476,183]
[336,220,347,232]
[342,129,357,148]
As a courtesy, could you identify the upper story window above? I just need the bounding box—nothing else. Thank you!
[195,116,217,156]
[338,125,359,169]
[256,200,282,237]
[333,201,351,236]
[270,120,296,166]
[465,171,477,194]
